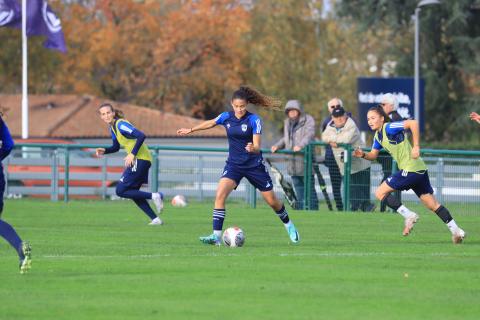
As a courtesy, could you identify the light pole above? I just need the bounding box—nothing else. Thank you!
[414,0,440,126]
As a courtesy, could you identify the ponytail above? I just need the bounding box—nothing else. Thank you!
[98,103,124,120]
[232,86,282,110]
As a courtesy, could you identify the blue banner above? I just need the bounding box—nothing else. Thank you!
[357,77,424,131]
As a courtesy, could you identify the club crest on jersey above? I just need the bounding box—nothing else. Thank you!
[241,124,247,132]
[226,123,231,129]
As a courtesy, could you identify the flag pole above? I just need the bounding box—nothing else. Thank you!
[21,0,28,139]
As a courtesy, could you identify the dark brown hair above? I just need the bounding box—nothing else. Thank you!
[0,104,7,121]
[368,104,391,123]
[231,86,282,110]
[98,102,124,120]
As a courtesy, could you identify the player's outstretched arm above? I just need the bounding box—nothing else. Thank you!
[470,112,480,124]
[353,147,379,161]
[177,119,217,135]
[95,148,105,156]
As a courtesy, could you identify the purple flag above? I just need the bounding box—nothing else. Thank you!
[0,0,21,27]
[0,0,66,52]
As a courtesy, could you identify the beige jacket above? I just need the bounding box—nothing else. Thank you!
[321,117,370,175]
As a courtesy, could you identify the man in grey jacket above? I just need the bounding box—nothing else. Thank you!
[271,100,318,210]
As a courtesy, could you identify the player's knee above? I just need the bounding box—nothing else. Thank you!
[215,192,227,202]
[115,183,127,198]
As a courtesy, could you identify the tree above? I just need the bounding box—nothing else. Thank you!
[54,0,250,118]
[245,0,378,140]
[337,0,480,144]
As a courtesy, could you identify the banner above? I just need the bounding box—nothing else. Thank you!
[357,77,424,132]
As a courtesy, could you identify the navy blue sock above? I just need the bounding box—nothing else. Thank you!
[213,209,225,232]
[0,219,23,259]
[133,199,158,220]
[435,205,453,223]
[382,194,402,211]
[275,205,290,224]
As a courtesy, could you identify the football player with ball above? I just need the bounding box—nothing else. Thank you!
[177,86,300,246]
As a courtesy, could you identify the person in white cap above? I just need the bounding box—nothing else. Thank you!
[378,93,405,212]
[381,93,403,122]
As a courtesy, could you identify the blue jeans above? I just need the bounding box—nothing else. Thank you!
[291,176,318,210]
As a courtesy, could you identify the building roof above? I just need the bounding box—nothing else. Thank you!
[0,94,226,139]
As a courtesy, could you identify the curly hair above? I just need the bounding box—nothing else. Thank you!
[232,86,282,110]
[98,102,124,119]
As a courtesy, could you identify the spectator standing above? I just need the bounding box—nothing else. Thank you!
[322,107,375,212]
[321,98,345,211]
[271,100,318,210]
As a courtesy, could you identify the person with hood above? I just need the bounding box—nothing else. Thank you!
[271,100,318,210]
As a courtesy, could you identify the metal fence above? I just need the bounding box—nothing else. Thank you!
[5,143,480,213]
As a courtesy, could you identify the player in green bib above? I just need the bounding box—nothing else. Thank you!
[96,103,164,225]
[354,106,466,244]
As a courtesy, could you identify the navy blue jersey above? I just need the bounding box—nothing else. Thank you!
[215,111,263,168]
[0,118,14,162]
[372,121,405,150]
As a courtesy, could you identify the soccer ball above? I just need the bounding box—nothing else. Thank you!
[171,195,187,207]
[222,226,245,247]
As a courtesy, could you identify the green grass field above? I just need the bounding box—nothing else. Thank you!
[0,199,479,320]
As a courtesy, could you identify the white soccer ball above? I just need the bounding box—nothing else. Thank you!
[222,226,245,247]
[171,195,187,207]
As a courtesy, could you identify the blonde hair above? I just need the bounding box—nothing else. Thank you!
[232,86,282,110]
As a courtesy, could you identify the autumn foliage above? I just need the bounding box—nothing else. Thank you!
[2,0,476,145]
[55,0,249,118]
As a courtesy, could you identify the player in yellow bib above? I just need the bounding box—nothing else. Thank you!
[354,106,466,244]
[96,103,164,225]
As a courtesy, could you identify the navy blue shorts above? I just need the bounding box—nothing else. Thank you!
[221,162,273,192]
[385,170,434,197]
[118,159,151,189]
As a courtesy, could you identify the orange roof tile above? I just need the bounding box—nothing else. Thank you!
[0,94,226,139]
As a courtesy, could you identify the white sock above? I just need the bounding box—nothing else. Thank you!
[214,230,222,238]
[152,192,159,200]
[397,205,415,218]
[284,221,293,230]
[447,220,459,233]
